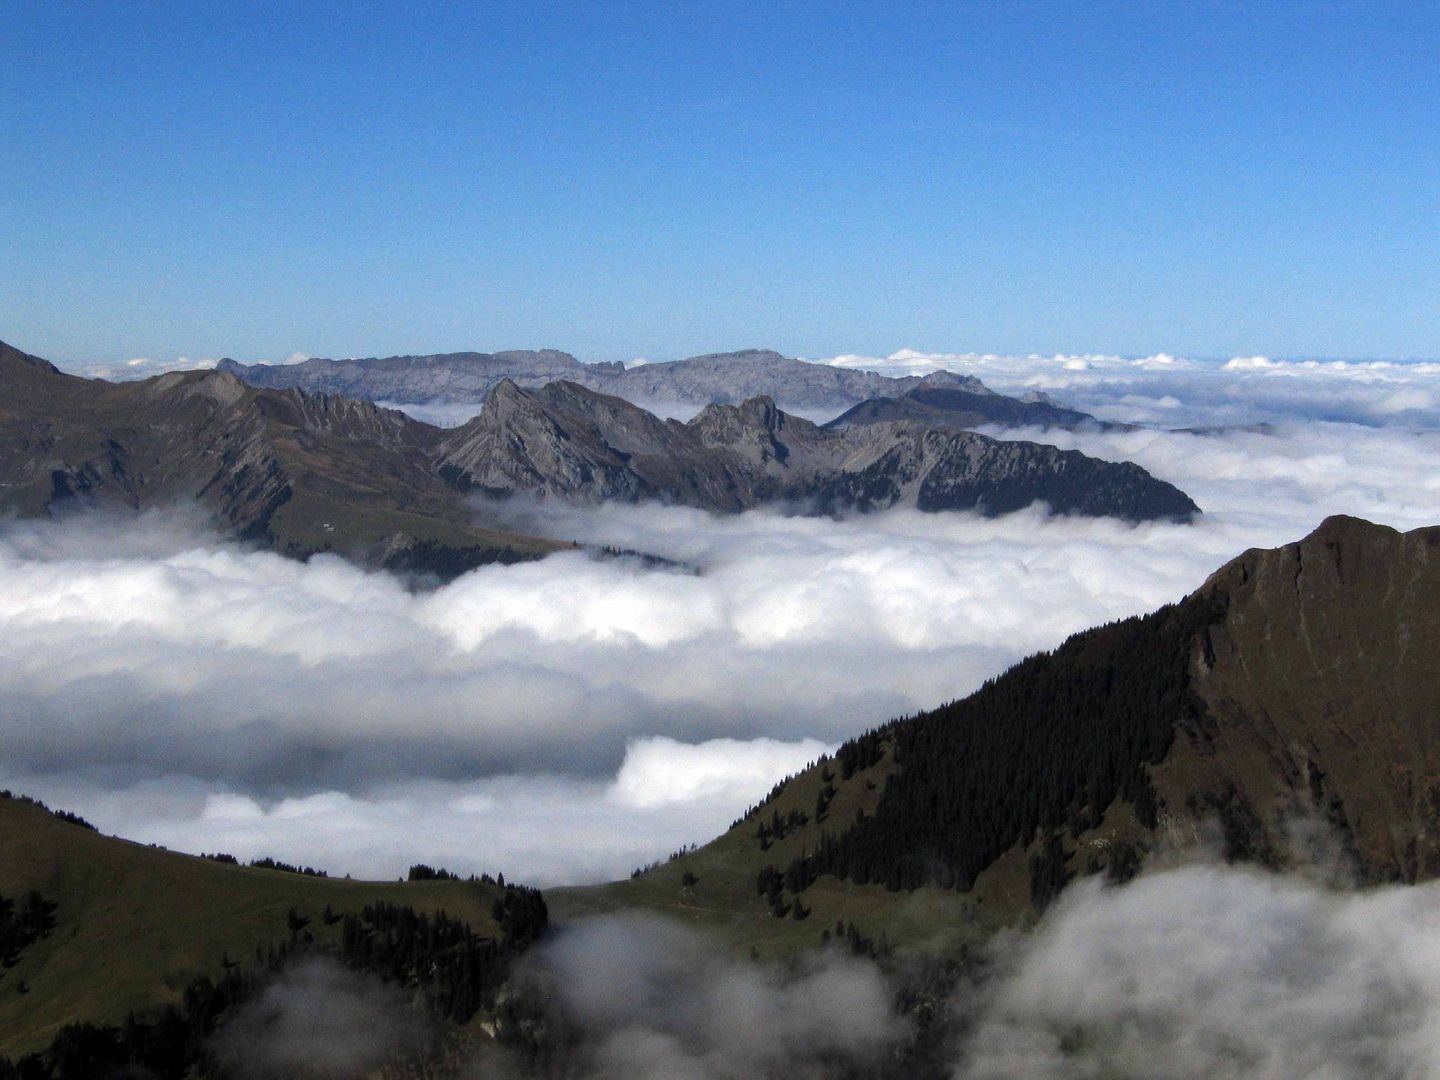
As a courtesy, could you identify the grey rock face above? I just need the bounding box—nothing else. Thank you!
[218,348,1100,426]
[435,380,1199,523]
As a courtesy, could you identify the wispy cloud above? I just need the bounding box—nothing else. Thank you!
[957,862,1440,1079]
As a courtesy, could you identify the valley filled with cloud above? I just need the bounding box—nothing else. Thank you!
[3,356,1438,884]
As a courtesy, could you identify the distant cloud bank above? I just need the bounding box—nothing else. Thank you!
[812,348,1440,428]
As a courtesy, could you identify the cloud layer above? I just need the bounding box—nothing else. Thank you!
[213,958,429,1078]
[218,861,1440,1079]
[3,360,1438,883]
[528,865,1440,1080]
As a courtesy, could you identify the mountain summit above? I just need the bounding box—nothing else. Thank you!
[0,341,569,575]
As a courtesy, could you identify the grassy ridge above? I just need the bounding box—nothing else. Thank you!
[0,798,505,1057]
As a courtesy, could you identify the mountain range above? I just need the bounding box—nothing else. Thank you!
[216,347,1110,428]
[434,378,1193,520]
[0,340,571,576]
[825,382,1123,434]
[0,340,1197,578]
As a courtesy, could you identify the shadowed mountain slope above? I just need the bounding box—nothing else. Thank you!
[0,340,569,576]
[826,383,1130,433]
[0,795,540,1058]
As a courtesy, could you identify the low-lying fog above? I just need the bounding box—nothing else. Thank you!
[218,856,1440,1080]
[4,354,1438,883]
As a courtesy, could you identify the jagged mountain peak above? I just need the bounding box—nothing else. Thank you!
[689,394,788,433]
[917,369,992,394]
[2,339,1200,580]
[483,376,531,404]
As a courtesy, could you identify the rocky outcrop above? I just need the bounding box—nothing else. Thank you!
[1154,515,1440,881]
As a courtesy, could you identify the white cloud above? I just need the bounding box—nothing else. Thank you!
[214,958,428,1077]
[610,736,829,810]
[1222,354,1277,370]
[958,863,1440,1079]
[62,352,310,381]
[379,400,486,427]
[523,914,901,1078]
[69,355,222,380]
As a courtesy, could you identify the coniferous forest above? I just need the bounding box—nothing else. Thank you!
[756,593,1227,899]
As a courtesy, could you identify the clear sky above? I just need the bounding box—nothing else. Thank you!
[2,2,1437,366]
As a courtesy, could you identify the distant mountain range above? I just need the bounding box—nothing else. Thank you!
[0,340,1197,576]
[217,347,1111,428]
[0,340,571,577]
[572,515,1440,947]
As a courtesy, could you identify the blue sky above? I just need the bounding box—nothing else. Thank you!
[2,2,1437,366]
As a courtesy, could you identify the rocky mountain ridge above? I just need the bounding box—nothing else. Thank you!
[216,347,1105,427]
[434,379,1199,520]
[0,340,570,576]
[826,382,1127,433]
[2,340,1198,577]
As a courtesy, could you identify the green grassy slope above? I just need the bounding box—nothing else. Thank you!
[550,745,1018,959]
[0,798,507,1057]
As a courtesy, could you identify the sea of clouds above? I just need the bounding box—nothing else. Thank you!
[3,353,1439,885]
